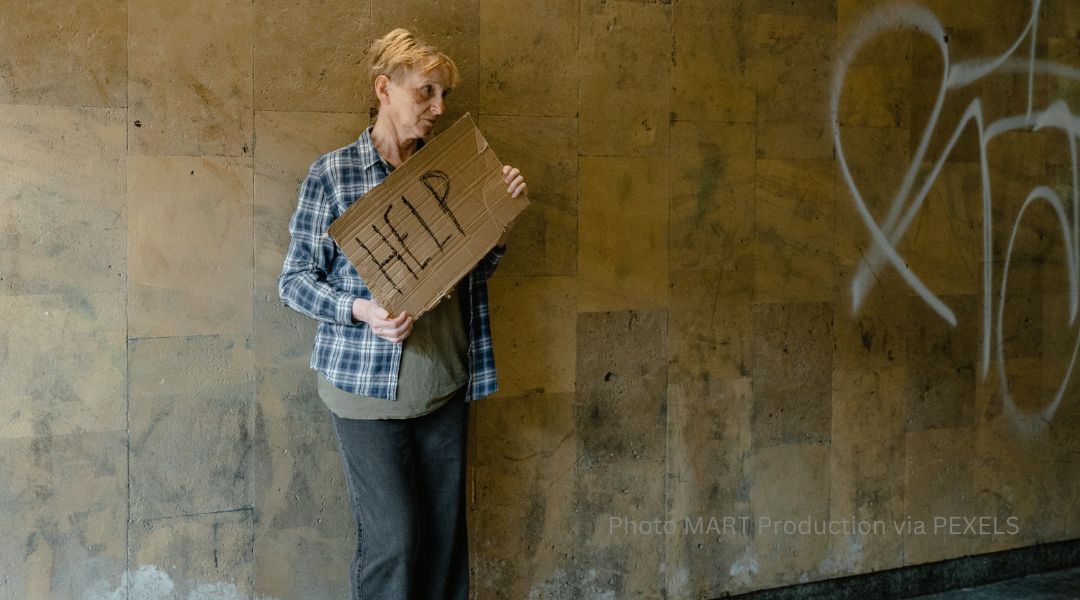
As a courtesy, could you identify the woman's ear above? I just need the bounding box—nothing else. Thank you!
[374,74,391,105]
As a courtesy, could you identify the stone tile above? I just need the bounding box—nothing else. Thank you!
[1024,430,1080,544]
[1036,218,1073,296]
[253,368,345,529]
[859,160,982,298]
[573,458,667,598]
[1048,37,1080,114]
[905,295,977,431]
[479,115,578,277]
[473,391,575,470]
[129,334,254,520]
[479,0,578,117]
[253,117,351,596]
[987,131,1051,261]
[1044,137,1077,200]
[253,127,317,416]
[254,110,370,294]
[254,528,350,599]
[908,30,979,164]
[669,121,754,272]
[128,510,254,599]
[1019,207,1071,308]
[973,353,1014,427]
[832,18,912,130]
[668,267,752,384]
[253,365,352,599]
[0,0,127,107]
[255,1,372,113]
[1039,290,1080,420]
[747,442,831,588]
[993,354,1040,428]
[835,0,870,32]
[754,13,835,160]
[0,432,126,599]
[907,0,1017,31]
[254,286,317,376]
[973,393,1068,554]
[967,29,1052,119]
[827,367,906,575]
[252,109,348,592]
[1042,1,1080,39]
[253,214,316,407]
[994,252,1059,361]
[578,156,668,312]
[579,0,671,157]
[665,378,753,598]
[253,347,337,508]
[671,0,755,123]
[0,105,126,296]
[0,293,126,439]
[128,0,254,156]
[833,126,912,270]
[371,0,480,130]
[755,123,835,161]
[576,310,668,469]
[996,262,1043,362]
[128,155,254,338]
[472,393,576,599]
[904,426,978,564]
[914,29,1053,166]
[751,302,833,447]
[757,0,836,18]
[754,159,835,304]
[833,263,909,373]
[995,65,1053,135]
[488,276,576,397]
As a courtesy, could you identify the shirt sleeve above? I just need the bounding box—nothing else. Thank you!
[277,168,360,325]
[472,244,506,281]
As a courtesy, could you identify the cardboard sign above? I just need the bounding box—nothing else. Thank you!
[327,113,528,318]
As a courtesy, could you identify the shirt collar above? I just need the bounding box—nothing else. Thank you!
[356,126,384,171]
[356,126,427,172]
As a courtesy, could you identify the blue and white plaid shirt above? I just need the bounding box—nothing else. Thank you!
[278,127,503,401]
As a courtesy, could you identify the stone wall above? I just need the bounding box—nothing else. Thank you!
[2,1,1079,598]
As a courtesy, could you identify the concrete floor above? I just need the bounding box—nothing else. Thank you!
[909,566,1080,599]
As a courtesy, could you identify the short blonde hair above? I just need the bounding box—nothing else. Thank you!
[369,28,460,89]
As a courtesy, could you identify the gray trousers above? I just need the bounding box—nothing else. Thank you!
[329,386,469,600]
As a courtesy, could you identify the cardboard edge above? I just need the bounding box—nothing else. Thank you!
[327,112,529,319]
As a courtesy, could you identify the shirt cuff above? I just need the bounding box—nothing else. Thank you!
[336,292,358,325]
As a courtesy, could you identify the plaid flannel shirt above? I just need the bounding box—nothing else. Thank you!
[277,127,503,401]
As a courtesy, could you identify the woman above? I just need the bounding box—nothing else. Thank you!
[277,28,526,600]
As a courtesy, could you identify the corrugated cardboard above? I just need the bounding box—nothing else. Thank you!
[327,113,528,318]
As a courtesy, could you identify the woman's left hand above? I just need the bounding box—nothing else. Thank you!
[497,165,526,248]
[502,165,527,198]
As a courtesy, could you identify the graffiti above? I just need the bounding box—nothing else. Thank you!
[830,0,1080,432]
[84,564,278,600]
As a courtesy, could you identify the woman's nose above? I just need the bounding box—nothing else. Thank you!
[431,98,444,115]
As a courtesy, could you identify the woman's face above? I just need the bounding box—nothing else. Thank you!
[379,66,452,140]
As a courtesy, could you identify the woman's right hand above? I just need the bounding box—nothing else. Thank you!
[352,298,413,343]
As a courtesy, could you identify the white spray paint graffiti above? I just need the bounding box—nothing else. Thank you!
[831,0,1080,433]
[82,564,280,600]
[728,548,759,587]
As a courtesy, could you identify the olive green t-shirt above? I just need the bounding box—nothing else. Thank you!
[317,291,468,420]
